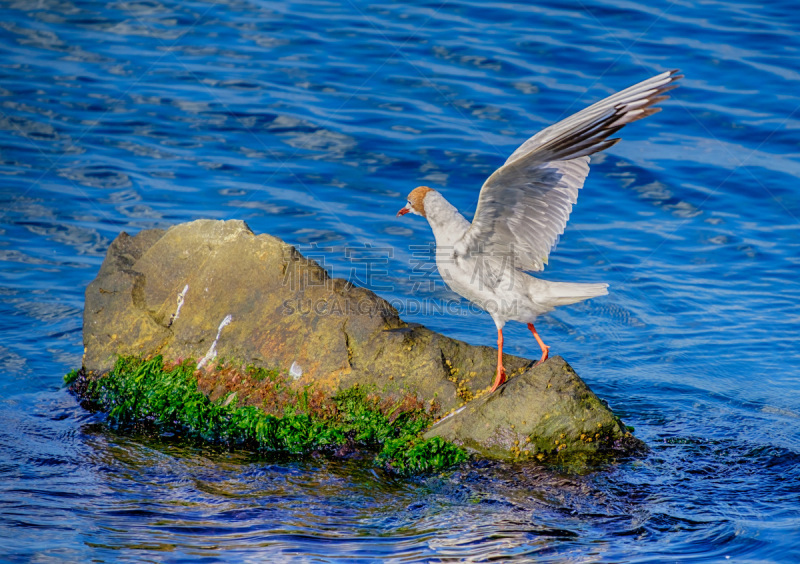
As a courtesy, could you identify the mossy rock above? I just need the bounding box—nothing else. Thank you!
[77,219,646,465]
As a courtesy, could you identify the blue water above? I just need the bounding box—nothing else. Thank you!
[1,0,799,561]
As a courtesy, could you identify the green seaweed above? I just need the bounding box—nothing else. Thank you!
[63,369,79,385]
[72,355,467,475]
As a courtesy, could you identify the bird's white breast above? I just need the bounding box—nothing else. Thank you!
[423,192,507,309]
[421,191,553,325]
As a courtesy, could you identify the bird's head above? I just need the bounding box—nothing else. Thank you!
[397,186,435,218]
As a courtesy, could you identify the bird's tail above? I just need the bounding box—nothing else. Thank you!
[542,281,609,306]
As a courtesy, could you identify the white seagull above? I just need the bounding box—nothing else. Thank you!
[397,70,681,392]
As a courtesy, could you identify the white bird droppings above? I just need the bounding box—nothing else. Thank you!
[197,314,233,369]
[168,284,189,328]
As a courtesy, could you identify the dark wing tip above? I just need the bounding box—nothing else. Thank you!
[649,95,671,105]
[640,106,662,119]
[658,83,680,96]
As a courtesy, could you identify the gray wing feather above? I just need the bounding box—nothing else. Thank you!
[456,70,681,272]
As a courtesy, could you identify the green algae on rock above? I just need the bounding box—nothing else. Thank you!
[70,355,468,474]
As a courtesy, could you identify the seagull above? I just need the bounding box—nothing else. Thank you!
[397,70,681,393]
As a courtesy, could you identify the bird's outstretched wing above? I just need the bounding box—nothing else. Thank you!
[455,69,681,272]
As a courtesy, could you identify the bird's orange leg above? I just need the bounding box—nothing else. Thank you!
[527,323,550,365]
[490,327,507,392]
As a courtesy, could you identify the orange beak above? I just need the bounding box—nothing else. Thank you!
[396,207,410,217]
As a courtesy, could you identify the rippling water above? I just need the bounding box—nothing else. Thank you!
[1,0,799,561]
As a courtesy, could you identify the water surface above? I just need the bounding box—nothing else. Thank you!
[1,0,799,561]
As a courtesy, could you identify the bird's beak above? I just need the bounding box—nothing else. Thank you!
[396,205,411,217]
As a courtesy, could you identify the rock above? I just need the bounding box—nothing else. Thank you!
[81,218,644,461]
[424,356,640,461]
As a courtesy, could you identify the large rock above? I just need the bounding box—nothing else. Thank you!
[82,219,642,460]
